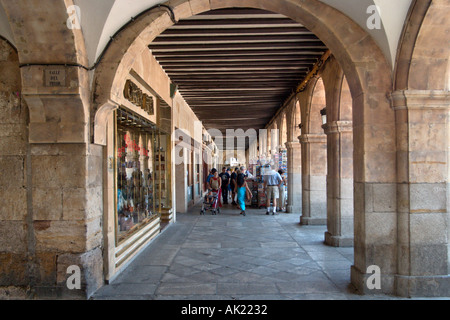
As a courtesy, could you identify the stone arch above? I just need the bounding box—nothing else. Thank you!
[91,0,394,152]
[320,57,355,248]
[391,0,450,297]
[1,0,88,66]
[395,0,450,91]
[91,0,397,295]
[1,0,90,144]
[285,98,302,214]
[307,77,326,134]
[280,112,288,148]
[293,99,301,139]
[285,98,301,143]
[269,121,278,155]
[339,76,352,121]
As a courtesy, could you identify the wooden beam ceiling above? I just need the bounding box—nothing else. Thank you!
[148,8,328,150]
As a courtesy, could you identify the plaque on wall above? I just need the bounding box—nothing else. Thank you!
[44,68,67,87]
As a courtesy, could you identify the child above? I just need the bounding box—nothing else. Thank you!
[209,169,221,194]
[206,168,218,204]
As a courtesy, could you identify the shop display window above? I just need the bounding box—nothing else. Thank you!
[115,108,171,244]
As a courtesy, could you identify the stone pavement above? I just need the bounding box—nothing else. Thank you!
[91,204,439,300]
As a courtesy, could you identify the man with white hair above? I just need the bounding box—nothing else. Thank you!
[263,164,282,215]
[240,165,254,180]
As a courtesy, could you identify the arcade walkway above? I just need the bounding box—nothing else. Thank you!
[92,204,415,300]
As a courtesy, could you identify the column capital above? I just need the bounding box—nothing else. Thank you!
[285,141,301,149]
[390,90,450,111]
[299,134,327,144]
[323,121,353,135]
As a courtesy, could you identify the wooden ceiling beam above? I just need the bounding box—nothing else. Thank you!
[149,41,326,51]
[172,18,300,26]
[169,70,307,75]
[151,48,325,56]
[149,8,329,135]
[156,55,318,62]
[160,27,310,36]
[152,34,320,43]
[158,61,314,67]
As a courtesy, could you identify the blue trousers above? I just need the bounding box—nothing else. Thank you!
[237,186,246,211]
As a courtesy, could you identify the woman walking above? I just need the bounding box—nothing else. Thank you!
[235,169,252,216]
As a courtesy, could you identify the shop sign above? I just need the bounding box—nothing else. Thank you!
[123,80,154,115]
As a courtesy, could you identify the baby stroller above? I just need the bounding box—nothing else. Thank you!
[200,189,221,215]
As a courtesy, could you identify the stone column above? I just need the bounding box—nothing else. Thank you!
[323,121,354,247]
[19,64,103,299]
[391,90,450,297]
[285,141,302,214]
[175,146,189,213]
[0,39,29,299]
[299,133,327,225]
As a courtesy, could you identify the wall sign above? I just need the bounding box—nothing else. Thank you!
[123,80,154,115]
[44,68,67,87]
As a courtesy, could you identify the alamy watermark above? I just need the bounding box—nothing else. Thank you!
[66,265,81,290]
[67,5,81,30]
[366,265,381,290]
[366,5,382,30]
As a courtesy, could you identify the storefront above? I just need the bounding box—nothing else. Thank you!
[112,106,172,270]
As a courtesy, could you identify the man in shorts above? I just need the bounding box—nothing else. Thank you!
[263,164,282,215]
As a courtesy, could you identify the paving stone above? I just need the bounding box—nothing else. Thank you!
[156,283,217,295]
[92,204,443,300]
[217,283,279,295]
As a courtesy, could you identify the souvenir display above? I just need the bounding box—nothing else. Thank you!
[116,108,171,244]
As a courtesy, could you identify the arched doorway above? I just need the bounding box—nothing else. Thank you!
[0,0,447,299]
[91,0,396,295]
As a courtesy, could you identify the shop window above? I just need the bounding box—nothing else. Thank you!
[115,108,171,245]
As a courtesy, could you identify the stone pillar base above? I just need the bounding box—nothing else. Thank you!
[324,232,353,247]
[351,265,450,297]
[350,265,395,296]
[33,285,87,300]
[286,205,301,214]
[395,274,450,298]
[300,216,326,225]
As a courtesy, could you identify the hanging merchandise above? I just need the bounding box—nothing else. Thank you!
[115,107,171,244]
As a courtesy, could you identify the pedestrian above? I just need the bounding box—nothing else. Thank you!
[235,169,252,216]
[230,167,238,205]
[277,169,287,212]
[219,167,230,204]
[209,168,222,207]
[263,164,282,215]
[240,165,254,180]
[205,168,216,204]
[227,168,232,201]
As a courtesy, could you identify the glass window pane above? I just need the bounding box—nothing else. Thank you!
[116,109,161,244]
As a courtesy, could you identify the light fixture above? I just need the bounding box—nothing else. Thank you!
[320,108,327,125]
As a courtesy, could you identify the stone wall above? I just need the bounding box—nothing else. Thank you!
[0,39,29,299]
[0,37,104,299]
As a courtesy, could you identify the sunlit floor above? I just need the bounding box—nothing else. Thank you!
[91,203,441,300]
